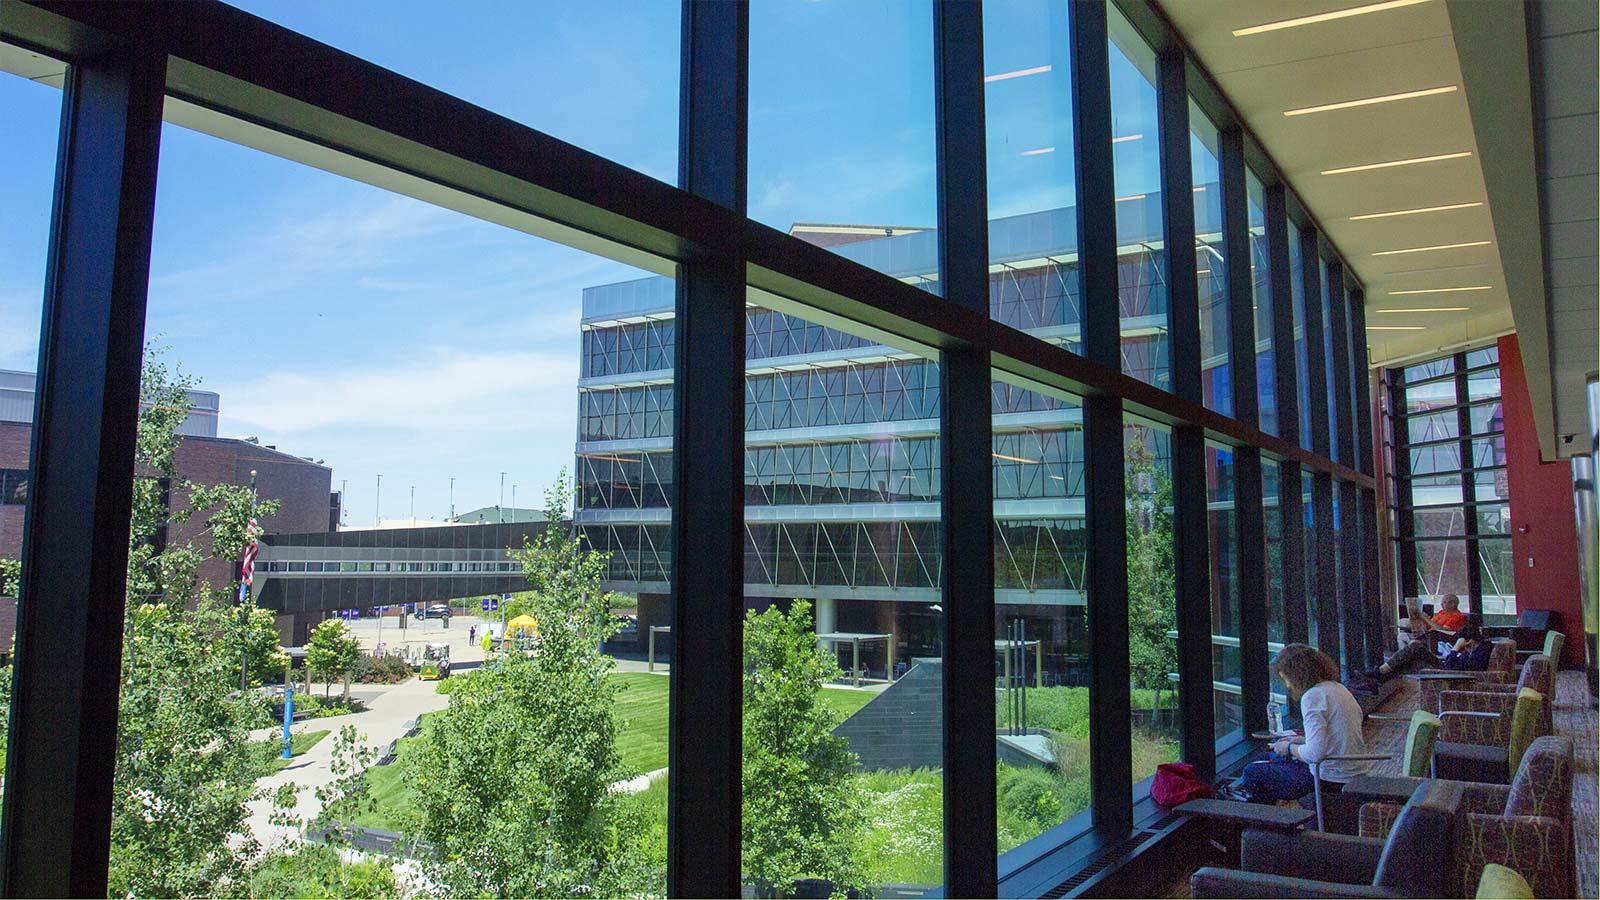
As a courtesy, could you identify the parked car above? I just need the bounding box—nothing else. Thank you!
[415,603,452,620]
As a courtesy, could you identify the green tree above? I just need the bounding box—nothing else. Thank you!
[406,476,650,897]
[305,619,361,699]
[0,557,18,598]
[1125,428,1177,694]
[107,350,283,897]
[742,600,864,896]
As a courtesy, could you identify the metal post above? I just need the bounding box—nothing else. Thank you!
[933,0,996,890]
[668,1,747,895]
[1237,449,1270,735]
[0,44,167,898]
[1071,0,1133,833]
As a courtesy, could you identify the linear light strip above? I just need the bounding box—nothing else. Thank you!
[1366,325,1427,330]
[1285,85,1456,117]
[1322,151,1471,176]
[1021,147,1055,156]
[1372,240,1490,256]
[1350,201,1483,220]
[1233,0,1432,36]
[1387,285,1492,295]
[985,65,1051,83]
[1112,133,1143,143]
[1373,307,1471,313]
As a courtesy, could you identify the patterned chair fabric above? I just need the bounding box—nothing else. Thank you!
[1454,736,1575,899]
[1421,640,1520,711]
[1358,801,1403,840]
[1462,656,1555,737]
[1438,689,1517,747]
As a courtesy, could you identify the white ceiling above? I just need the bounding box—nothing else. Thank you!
[1159,0,1596,458]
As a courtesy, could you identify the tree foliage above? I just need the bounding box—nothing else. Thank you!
[1124,428,1177,693]
[106,350,287,897]
[406,475,650,897]
[305,619,361,697]
[742,600,864,895]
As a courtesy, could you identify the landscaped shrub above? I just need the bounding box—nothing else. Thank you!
[351,654,412,684]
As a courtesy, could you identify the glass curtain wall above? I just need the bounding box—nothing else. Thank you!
[1124,418,1179,783]
[1108,7,1170,392]
[1190,105,1229,416]
[1247,172,1276,436]
[1289,223,1313,450]
[1263,462,1286,701]
[1206,443,1243,739]
[993,381,1092,852]
[1302,470,1319,650]
[1388,347,1513,620]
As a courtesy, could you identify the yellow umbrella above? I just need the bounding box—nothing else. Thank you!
[504,614,540,640]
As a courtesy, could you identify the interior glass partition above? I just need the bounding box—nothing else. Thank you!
[1108,6,1170,392]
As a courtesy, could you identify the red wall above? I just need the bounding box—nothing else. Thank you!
[1499,334,1585,668]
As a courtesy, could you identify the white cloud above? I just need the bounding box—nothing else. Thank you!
[216,347,578,435]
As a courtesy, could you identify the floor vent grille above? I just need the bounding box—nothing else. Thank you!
[1041,829,1158,899]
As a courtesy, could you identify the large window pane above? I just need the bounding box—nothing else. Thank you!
[743,303,942,893]
[1414,539,1471,599]
[1109,7,1169,391]
[1248,172,1276,435]
[1263,463,1286,702]
[1318,257,1339,459]
[1301,471,1318,650]
[985,0,1082,344]
[1288,222,1312,449]
[1124,418,1179,786]
[750,0,938,290]
[1191,105,1229,416]
[995,381,1093,853]
[1207,444,1242,740]
[1477,538,1517,620]
[0,51,65,847]
[230,0,680,184]
[116,114,674,897]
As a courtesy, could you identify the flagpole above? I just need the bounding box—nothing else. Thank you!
[240,468,258,691]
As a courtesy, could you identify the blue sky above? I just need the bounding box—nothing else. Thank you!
[0,0,1167,528]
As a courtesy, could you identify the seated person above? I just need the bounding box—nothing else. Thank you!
[1409,594,1468,645]
[1362,621,1490,683]
[1237,644,1375,803]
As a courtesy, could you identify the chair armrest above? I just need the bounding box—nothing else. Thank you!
[1240,829,1384,883]
[1191,869,1394,899]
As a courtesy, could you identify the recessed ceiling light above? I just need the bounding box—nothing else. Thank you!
[1233,0,1431,36]
[1285,85,1456,117]
[992,452,1040,464]
[985,65,1051,83]
[1373,307,1472,313]
[1322,151,1472,175]
[1372,240,1491,256]
[1115,194,1147,203]
[1113,133,1143,144]
[1387,285,1492,295]
[1365,325,1427,330]
[1383,262,1489,276]
[1350,201,1483,220]
[1021,147,1055,156]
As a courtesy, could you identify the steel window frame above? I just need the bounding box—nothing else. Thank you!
[0,1,1384,896]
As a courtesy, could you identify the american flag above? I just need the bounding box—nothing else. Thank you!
[237,517,261,601]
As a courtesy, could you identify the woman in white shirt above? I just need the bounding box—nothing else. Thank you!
[1238,644,1375,803]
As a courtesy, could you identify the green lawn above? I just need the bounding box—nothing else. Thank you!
[249,729,330,777]
[352,671,875,832]
[611,672,873,774]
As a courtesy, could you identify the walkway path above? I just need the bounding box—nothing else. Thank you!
[245,676,448,848]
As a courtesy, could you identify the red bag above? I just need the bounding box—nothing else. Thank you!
[1150,761,1215,807]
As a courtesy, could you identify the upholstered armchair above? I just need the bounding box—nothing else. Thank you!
[1446,654,1555,737]
[1432,687,1544,784]
[1190,781,1463,899]
[1357,736,1573,899]
[1420,639,1520,712]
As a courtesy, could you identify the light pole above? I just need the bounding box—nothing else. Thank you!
[375,474,382,526]
[512,483,517,517]
[449,476,455,522]
[410,485,415,525]
[499,472,506,523]
[340,478,348,527]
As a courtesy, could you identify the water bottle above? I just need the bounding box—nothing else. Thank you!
[1267,700,1285,734]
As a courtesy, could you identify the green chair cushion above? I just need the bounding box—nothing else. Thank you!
[1476,862,1534,899]
[1403,709,1442,778]
[1506,688,1542,773]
